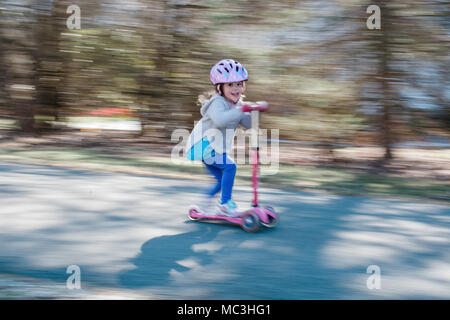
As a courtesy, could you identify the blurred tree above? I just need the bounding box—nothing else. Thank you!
[1,2,37,133]
[32,0,69,128]
[0,9,7,120]
[372,0,394,160]
[361,0,449,160]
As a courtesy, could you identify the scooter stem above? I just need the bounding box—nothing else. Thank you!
[251,110,260,207]
[252,147,259,207]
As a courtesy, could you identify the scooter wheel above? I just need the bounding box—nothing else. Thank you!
[188,206,201,221]
[240,211,260,233]
[262,206,278,228]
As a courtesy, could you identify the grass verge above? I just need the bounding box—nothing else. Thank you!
[0,146,448,203]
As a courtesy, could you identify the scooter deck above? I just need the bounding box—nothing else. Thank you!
[188,207,265,233]
[188,209,243,224]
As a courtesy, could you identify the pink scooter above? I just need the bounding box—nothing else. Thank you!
[188,101,279,232]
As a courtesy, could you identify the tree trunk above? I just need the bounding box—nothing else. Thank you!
[377,0,393,161]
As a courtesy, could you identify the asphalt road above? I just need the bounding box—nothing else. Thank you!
[0,162,449,299]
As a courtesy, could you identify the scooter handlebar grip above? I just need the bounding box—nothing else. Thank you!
[241,101,269,112]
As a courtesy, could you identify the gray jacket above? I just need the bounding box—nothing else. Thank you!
[186,94,251,156]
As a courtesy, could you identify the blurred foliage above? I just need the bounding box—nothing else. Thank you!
[0,0,448,159]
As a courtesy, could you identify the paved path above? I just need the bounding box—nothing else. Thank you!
[0,163,449,299]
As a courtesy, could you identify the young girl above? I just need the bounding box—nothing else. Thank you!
[186,59,252,216]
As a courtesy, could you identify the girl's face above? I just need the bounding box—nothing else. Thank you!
[222,81,244,104]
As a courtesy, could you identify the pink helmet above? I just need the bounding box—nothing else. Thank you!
[210,59,248,85]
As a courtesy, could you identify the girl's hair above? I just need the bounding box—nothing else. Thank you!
[197,81,247,106]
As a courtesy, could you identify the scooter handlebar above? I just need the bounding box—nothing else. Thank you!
[241,101,269,112]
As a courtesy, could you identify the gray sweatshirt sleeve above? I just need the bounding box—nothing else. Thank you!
[239,113,252,129]
[206,99,243,128]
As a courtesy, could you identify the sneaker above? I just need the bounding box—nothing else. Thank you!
[216,199,240,217]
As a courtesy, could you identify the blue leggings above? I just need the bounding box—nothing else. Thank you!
[203,153,236,204]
